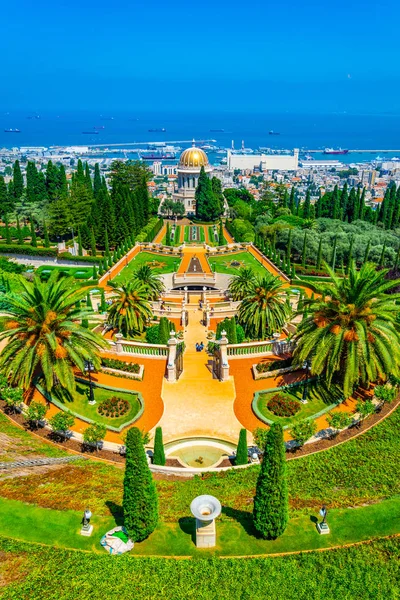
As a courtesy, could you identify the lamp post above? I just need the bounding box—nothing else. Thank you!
[301,358,311,404]
[80,508,93,536]
[84,360,95,405]
[317,505,330,535]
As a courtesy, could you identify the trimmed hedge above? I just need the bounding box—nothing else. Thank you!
[0,244,57,257]
[101,357,140,374]
[58,252,101,263]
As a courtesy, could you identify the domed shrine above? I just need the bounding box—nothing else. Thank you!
[173,141,213,215]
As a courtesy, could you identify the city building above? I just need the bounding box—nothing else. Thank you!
[173,143,212,215]
[227,148,299,172]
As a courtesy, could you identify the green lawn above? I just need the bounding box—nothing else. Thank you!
[35,265,93,281]
[112,251,181,285]
[256,380,344,426]
[0,495,398,557]
[50,381,141,428]
[208,251,270,276]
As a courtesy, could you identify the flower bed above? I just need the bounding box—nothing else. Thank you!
[267,393,301,417]
[101,357,140,374]
[98,396,130,418]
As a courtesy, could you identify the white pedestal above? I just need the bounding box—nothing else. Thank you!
[317,522,330,535]
[195,518,216,548]
[80,525,93,537]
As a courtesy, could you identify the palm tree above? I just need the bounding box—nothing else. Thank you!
[294,262,400,398]
[0,273,106,394]
[132,265,165,300]
[228,267,256,301]
[108,280,153,336]
[237,273,290,339]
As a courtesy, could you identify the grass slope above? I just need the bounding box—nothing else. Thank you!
[112,251,181,284]
[208,251,269,276]
[0,536,399,599]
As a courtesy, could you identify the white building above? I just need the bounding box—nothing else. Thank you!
[173,143,212,215]
[227,149,299,172]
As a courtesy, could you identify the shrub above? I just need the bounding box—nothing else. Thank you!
[267,393,301,417]
[123,427,158,541]
[235,428,248,465]
[253,427,269,450]
[57,252,101,263]
[82,422,107,451]
[101,358,140,374]
[49,411,75,439]
[2,386,23,413]
[326,412,352,436]
[374,384,397,403]
[145,324,160,344]
[153,426,166,466]
[290,419,317,447]
[98,396,130,418]
[256,357,293,373]
[26,401,48,428]
[253,423,288,539]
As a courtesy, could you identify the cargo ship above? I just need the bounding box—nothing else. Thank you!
[269,130,280,135]
[4,128,20,133]
[323,148,349,155]
[140,151,175,160]
[148,128,166,132]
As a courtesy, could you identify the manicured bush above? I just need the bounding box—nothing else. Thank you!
[253,423,288,539]
[146,324,160,344]
[290,419,317,447]
[267,393,301,417]
[153,426,166,466]
[101,357,140,374]
[235,428,248,465]
[256,357,293,373]
[57,252,100,263]
[98,396,130,418]
[26,401,48,428]
[374,384,397,403]
[82,422,107,451]
[49,411,75,439]
[326,412,352,436]
[123,427,158,541]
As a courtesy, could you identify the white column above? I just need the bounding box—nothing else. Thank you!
[219,330,230,381]
[115,332,124,353]
[166,331,177,382]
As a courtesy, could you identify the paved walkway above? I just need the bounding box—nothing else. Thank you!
[159,302,242,443]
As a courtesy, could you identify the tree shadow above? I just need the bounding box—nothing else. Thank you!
[105,500,124,526]
[222,506,263,539]
[310,514,318,525]
[178,517,196,545]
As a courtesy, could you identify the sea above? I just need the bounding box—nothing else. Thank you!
[1,110,400,165]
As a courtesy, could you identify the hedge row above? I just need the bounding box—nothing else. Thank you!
[0,245,58,257]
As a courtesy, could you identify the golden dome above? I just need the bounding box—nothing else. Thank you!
[179,145,209,168]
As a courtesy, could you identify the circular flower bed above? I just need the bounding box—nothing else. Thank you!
[98,396,130,418]
[267,393,301,417]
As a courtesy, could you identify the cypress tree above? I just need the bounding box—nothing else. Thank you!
[86,293,93,310]
[30,216,37,247]
[253,423,288,539]
[394,245,400,270]
[123,427,158,542]
[43,220,50,248]
[93,163,102,197]
[359,187,366,221]
[77,227,83,256]
[230,317,238,344]
[316,237,323,271]
[98,262,104,276]
[153,427,166,466]
[364,240,371,263]
[108,255,113,269]
[16,215,24,244]
[235,428,248,465]
[288,187,296,214]
[282,189,289,209]
[92,265,97,280]
[301,231,307,268]
[331,185,340,220]
[0,176,8,216]
[13,160,24,200]
[81,318,89,328]
[339,183,348,218]
[58,164,68,199]
[104,227,110,258]
[90,228,97,256]
[302,189,311,219]
[100,289,107,311]
[84,162,93,195]
[353,188,361,221]
[4,214,11,244]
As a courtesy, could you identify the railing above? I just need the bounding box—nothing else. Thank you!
[107,339,168,358]
[226,339,295,358]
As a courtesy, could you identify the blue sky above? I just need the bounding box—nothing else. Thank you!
[1,0,399,113]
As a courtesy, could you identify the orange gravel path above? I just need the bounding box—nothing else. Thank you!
[179,225,185,243]
[35,355,166,444]
[177,248,211,274]
[153,224,166,244]
[203,225,210,244]
[99,245,141,290]
[231,357,358,441]
[223,226,234,244]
